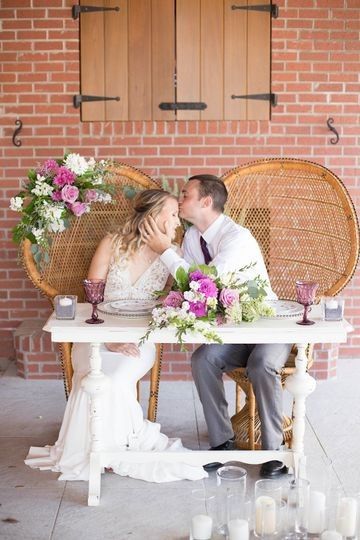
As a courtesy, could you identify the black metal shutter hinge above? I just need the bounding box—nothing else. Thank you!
[159,102,207,111]
[73,95,120,108]
[231,4,279,18]
[231,93,278,106]
[72,5,120,20]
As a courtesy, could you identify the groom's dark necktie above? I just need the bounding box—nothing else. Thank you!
[200,236,212,264]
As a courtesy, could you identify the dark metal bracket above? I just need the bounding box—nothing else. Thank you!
[327,117,339,145]
[231,93,278,106]
[159,102,207,111]
[72,5,120,20]
[73,94,120,108]
[12,119,23,147]
[231,3,279,18]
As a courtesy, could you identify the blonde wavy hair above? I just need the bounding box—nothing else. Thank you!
[111,189,177,261]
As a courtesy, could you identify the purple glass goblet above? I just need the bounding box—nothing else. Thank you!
[295,280,319,325]
[83,279,106,324]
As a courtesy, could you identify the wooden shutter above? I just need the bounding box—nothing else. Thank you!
[79,0,273,121]
[79,0,175,121]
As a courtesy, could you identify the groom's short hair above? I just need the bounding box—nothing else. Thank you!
[188,174,228,212]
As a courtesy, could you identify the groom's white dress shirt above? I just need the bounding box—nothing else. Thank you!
[160,214,277,300]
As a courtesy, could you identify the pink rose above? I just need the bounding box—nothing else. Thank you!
[163,290,184,308]
[219,288,239,308]
[84,189,98,203]
[69,201,89,217]
[189,301,207,317]
[197,278,218,298]
[61,184,79,204]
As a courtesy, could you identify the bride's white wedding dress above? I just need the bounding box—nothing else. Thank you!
[25,254,207,483]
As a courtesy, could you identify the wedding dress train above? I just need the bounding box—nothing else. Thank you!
[25,255,207,483]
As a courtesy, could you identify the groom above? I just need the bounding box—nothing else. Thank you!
[141,174,291,478]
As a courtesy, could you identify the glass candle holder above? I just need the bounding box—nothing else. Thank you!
[189,488,216,540]
[322,297,345,321]
[216,464,247,537]
[54,295,77,320]
[285,478,310,540]
[254,479,283,538]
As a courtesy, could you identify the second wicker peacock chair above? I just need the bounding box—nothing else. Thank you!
[221,158,359,449]
[21,162,163,422]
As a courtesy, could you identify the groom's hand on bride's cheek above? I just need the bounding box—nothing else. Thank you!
[140,217,171,254]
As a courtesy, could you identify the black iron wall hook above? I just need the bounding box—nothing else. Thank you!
[12,119,23,147]
[327,117,339,145]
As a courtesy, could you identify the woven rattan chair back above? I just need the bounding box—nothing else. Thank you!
[221,158,359,449]
[21,162,163,421]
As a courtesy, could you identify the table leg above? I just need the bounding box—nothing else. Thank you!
[285,343,316,469]
[80,342,109,506]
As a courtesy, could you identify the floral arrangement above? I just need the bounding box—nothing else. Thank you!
[141,264,275,347]
[10,153,113,266]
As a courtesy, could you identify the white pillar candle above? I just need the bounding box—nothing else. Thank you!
[336,496,357,536]
[308,490,326,533]
[59,296,72,307]
[321,530,342,540]
[255,496,276,535]
[228,518,249,540]
[191,514,212,540]
[326,299,338,309]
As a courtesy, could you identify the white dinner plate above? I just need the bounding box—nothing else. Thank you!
[98,299,158,318]
[263,299,303,319]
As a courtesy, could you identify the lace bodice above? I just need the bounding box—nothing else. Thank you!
[104,255,169,302]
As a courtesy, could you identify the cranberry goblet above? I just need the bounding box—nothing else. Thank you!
[295,280,319,325]
[83,279,106,324]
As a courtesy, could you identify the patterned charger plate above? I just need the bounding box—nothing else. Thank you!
[263,299,303,319]
[98,299,158,318]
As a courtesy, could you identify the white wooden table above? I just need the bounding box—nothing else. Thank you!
[44,304,352,506]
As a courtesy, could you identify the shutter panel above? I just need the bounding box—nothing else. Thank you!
[176,0,201,120]
[247,0,271,119]
[224,0,247,120]
[79,0,106,121]
[200,0,224,120]
[152,0,175,120]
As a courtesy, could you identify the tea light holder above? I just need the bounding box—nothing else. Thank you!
[54,295,77,320]
[322,297,345,321]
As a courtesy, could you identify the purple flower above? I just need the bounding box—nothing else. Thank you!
[61,184,79,204]
[219,288,239,307]
[40,159,59,175]
[189,270,207,281]
[197,278,218,298]
[69,201,89,217]
[53,166,76,187]
[84,189,98,203]
[189,301,207,317]
[51,190,62,202]
[163,290,184,308]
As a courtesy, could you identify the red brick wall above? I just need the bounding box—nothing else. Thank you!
[1,0,359,381]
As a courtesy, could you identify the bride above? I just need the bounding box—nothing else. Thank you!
[25,189,207,483]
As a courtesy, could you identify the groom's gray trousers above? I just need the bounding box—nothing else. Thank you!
[191,343,292,450]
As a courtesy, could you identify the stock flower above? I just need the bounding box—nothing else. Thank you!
[9,196,23,211]
[53,167,76,187]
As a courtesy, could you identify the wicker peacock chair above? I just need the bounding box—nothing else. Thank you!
[21,162,163,422]
[221,158,359,449]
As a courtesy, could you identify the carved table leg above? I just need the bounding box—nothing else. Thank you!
[285,342,316,478]
[80,342,109,506]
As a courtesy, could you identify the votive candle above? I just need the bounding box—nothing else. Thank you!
[191,514,212,540]
[335,496,357,537]
[228,518,249,540]
[308,490,326,533]
[255,496,276,535]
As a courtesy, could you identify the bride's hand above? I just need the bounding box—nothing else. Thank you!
[140,217,172,254]
[105,342,140,357]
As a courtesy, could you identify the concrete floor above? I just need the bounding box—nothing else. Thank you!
[0,358,359,540]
